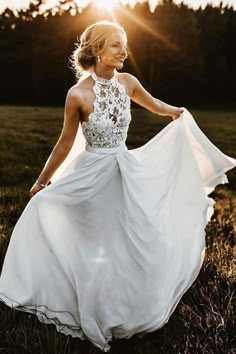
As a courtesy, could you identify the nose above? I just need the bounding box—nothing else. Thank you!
[121,46,127,58]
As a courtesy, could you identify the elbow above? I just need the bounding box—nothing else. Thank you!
[60,140,73,153]
[54,136,74,155]
[151,98,162,114]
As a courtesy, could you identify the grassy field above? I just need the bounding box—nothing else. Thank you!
[0,105,236,354]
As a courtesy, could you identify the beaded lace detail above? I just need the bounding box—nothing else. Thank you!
[81,71,131,148]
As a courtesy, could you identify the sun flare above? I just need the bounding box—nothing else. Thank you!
[92,0,119,11]
[0,0,235,16]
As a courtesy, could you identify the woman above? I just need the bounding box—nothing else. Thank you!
[0,21,235,352]
[29,21,183,196]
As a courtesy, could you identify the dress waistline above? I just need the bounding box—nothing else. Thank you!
[85,142,128,155]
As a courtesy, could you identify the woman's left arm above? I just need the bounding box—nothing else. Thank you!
[126,74,183,120]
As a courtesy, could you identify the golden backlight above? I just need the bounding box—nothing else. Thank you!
[0,0,235,16]
[93,0,118,11]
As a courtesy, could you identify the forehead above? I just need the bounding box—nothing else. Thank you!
[107,30,127,44]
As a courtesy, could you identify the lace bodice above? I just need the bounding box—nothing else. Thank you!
[81,71,131,148]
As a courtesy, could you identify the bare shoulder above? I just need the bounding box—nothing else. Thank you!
[66,85,81,106]
[66,76,93,106]
[67,77,91,98]
[116,72,139,97]
[117,72,138,84]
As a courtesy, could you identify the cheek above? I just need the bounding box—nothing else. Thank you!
[104,48,117,58]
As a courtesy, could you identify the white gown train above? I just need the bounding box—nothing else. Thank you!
[0,72,235,352]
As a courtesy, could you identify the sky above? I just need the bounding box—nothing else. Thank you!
[0,0,235,15]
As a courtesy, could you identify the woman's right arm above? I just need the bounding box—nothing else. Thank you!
[29,88,81,197]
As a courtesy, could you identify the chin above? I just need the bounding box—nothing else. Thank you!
[115,63,124,70]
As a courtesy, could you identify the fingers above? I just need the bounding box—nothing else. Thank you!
[29,184,44,198]
[29,190,36,198]
[172,108,184,120]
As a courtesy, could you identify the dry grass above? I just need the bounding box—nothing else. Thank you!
[0,105,235,354]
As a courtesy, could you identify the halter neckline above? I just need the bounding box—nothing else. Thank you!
[91,71,116,85]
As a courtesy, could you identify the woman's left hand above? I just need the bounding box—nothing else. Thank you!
[172,108,184,120]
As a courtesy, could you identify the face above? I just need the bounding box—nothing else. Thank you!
[98,30,127,70]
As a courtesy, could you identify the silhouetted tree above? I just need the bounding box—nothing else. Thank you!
[0,2,235,106]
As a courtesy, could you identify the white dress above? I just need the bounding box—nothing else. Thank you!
[0,71,235,352]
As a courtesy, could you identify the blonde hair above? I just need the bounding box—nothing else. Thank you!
[69,20,127,80]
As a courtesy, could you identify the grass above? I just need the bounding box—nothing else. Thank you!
[0,105,236,354]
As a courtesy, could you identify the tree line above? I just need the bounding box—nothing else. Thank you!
[0,1,235,107]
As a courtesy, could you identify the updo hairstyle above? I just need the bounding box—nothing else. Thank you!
[70,20,127,80]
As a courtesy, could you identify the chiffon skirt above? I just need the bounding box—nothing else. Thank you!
[0,109,235,352]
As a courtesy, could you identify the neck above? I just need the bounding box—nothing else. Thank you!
[93,66,116,80]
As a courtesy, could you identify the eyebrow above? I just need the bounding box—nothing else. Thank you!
[111,41,126,45]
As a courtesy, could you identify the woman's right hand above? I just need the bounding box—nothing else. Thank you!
[29,182,45,198]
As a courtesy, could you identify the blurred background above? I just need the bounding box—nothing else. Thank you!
[0,0,236,108]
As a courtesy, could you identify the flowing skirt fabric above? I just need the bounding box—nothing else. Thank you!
[0,109,235,352]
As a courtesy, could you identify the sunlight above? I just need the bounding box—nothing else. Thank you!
[92,0,118,11]
[0,0,37,14]
[0,0,235,16]
[168,0,236,10]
